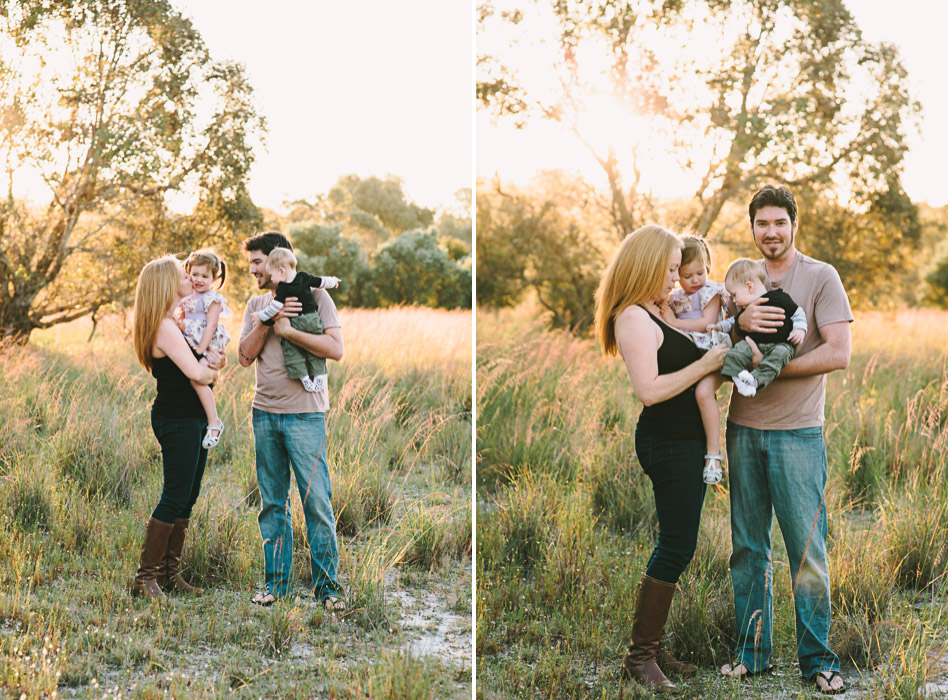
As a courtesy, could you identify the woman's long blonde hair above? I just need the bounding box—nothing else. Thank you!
[594,225,682,356]
[133,257,182,372]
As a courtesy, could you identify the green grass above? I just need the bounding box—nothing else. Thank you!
[0,306,472,698]
[476,307,948,698]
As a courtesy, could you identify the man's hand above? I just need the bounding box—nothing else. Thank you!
[788,329,805,346]
[279,297,302,318]
[738,297,785,334]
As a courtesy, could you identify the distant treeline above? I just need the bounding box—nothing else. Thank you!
[476,172,948,332]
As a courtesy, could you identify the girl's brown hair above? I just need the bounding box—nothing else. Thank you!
[680,234,711,271]
[185,249,227,289]
[594,225,682,356]
[133,257,182,372]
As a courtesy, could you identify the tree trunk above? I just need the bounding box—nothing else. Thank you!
[0,310,36,344]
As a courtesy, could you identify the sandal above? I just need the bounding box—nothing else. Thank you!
[703,454,724,485]
[251,591,276,607]
[323,595,346,612]
[811,670,846,695]
[202,422,224,449]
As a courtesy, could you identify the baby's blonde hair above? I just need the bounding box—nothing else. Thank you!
[265,247,297,272]
[725,258,767,287]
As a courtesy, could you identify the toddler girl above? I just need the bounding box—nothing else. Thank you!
[660,235,731,484]
[176,249,231,448]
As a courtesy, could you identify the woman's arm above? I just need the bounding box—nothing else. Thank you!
[616,307,727,406]
[662,295,721,333]
[155,319,219,384]
[194,301,222,355]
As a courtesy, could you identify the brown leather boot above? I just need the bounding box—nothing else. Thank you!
[658,648,698,676]
[132,518,174,600]
[159,518,202,594]
[622,574,678,691]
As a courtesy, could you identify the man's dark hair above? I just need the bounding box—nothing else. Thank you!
[242,231,293,256]
[748,185,797,226]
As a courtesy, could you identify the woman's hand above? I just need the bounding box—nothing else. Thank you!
[703,344,729,372]
[205,348,226,370]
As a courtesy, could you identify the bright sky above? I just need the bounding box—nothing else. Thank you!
[179,1,472,213]
[477,1,948,207]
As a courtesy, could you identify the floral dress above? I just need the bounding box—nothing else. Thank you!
[175,291,232,353]
[667,281,732,350]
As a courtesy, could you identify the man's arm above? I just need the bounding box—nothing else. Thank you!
[779,321,851,378]
[274,320,344,361]
[239,314,269,367]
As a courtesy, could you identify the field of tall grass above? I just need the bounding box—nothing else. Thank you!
[0,306,472,698]
[476,307,948,698]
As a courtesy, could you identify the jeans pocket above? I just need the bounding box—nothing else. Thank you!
[787,426,823,440]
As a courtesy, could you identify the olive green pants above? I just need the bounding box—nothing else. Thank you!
[281,312,327,380]
[721,340,795,392]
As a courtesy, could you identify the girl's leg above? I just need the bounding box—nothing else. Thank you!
[191,380,221,437]
[695,373,725,483]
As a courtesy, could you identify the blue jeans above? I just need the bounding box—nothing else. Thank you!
[252,409,343,600]
[725,422,840,678]
[635,427,707,584]
[150,411,208,523]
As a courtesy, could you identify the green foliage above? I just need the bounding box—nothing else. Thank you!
[924,241,948,308]
[798,183,923,308]
[372,230,472,309]
[0,0,264,341]
[281,177,471,311]
[291,222,376,307]
[475,175,606,330]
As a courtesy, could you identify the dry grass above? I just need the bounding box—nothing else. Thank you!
[0,305,472,698]
[476,307,948,698]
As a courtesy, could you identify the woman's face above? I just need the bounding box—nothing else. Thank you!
[656,247,681,302]
[678,259,708,295]
[176,263,192,301]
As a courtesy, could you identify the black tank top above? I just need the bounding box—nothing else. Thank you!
[636,308,705,441]
[152,354,207,419]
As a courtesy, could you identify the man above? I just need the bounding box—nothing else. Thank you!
[238,231,346,610]
[720,185,852,694]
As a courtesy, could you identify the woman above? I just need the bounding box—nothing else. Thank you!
[131,256,225,600]
[594,226,728,690]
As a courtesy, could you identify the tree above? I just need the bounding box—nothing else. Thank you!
[286,175,435,251]
[476,173,607,330]
[290,222,376,308]
[436,188,473,245]
[478,0,919,239]
[0,0,263,341]
[798,182,922,308]
[372,229,471,309]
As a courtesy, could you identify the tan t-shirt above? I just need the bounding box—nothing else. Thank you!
[240,288,341,414]
[727,251,853,430]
